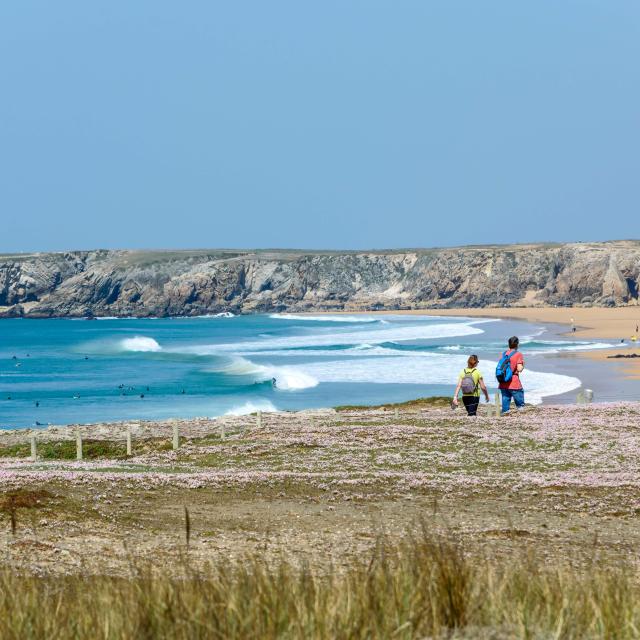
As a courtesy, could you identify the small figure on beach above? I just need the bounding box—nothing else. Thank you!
[496,336,525,415]
[452,355,489,416]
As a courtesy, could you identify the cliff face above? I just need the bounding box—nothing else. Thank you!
[1,242,639,318]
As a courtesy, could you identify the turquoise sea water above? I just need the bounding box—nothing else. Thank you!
[0,314,624,429]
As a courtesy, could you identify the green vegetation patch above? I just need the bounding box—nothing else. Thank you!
[335,396,452,411]
[0,436,175,460]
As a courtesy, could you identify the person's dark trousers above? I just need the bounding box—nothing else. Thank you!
[501,388,525,414]
[462,395,479,416]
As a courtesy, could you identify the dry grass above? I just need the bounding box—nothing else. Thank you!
[0,528,637,639]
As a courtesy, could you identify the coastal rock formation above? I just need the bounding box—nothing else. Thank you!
[1,242,639,317]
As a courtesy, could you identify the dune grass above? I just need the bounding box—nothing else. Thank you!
[0,528,637,639]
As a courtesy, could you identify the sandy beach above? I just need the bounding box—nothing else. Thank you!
[420,306,640,339]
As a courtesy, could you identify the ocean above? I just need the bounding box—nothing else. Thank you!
[0,313,627,429]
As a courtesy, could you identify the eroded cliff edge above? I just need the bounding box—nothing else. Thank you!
[1,242,639,318]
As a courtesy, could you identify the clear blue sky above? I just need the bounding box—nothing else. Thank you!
[1,1,638,252]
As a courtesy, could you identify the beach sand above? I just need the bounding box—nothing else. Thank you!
[418,306,640,379]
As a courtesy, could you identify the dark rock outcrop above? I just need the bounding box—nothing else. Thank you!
[1,242,639,318]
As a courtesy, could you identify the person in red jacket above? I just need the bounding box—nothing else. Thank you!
[499,336,525,414]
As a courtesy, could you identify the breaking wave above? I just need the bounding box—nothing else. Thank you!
[284,355,580,404]
[270,313,380,323]
[119,336,162,352]
[225,400,277,416]
[206,356,318,391]
[189,321,489,355]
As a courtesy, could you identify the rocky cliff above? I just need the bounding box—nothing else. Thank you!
[1,242,639,318]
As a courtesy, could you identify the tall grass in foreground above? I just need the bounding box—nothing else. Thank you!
[1,532,638,639]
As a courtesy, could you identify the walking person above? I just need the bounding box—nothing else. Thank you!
[496,336,525,414]
[452,355,490,416]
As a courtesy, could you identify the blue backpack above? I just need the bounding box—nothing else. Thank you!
[495,349,515,384]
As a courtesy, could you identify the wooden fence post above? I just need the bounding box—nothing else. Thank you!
[76,427,83,460]
[257,410,262,429]
[30,435,37,462]
[126,426,132,456]
[172,422,180,450]
[494,392,501,417]
[220,423,225,440]
[394,408,399,421]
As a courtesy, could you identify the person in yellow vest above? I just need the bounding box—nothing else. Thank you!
[452,354,490,416]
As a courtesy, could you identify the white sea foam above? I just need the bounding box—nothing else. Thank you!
[270,313,380,323]
[177,312,235,319]
[525,340,623,354]
[523,370,582,404]
[272,367,319,390]
[520,328,547,341]
[119,336,162,352]
[280,354,580,404]
[206,356,318,390]
[225,399,277,416]
[186,321,487,355]
[95,316,159,320]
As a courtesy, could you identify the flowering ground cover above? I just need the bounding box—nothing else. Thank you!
[0,401,639,576]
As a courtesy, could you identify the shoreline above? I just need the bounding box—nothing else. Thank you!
[305,307,640,380]
[3,309,637,430]
[410,307,640,380]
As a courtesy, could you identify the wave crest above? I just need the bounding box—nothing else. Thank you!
[206,356,318,390]
[225,400,277,416]
[270,313,379,323]
[120,336,162,352]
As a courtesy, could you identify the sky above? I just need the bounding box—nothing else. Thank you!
[0,1,638,253]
